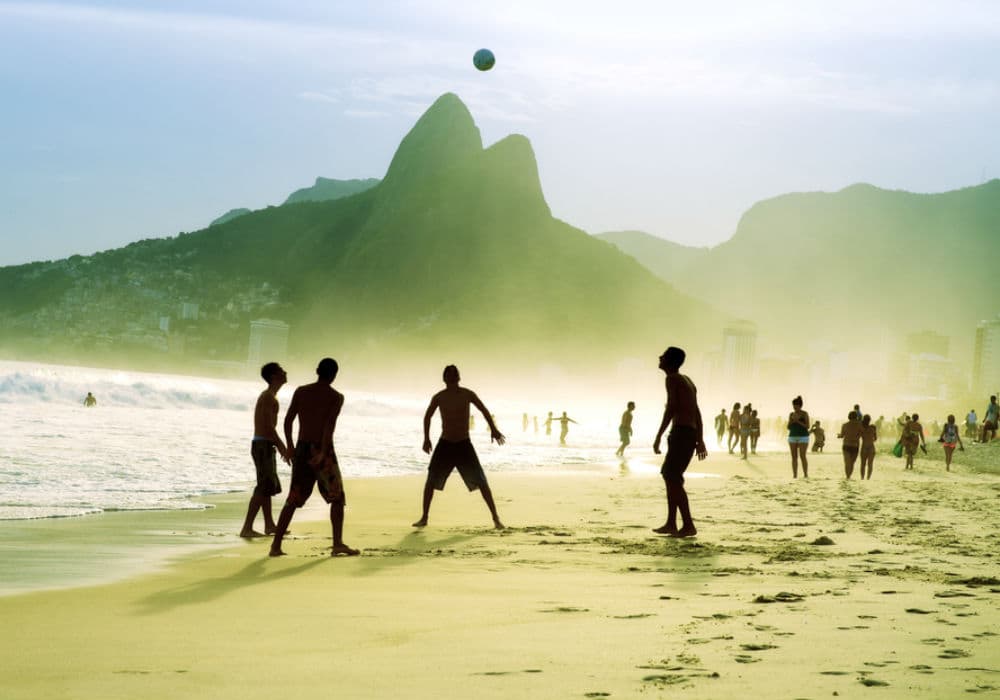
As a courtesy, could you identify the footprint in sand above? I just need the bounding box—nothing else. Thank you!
[909,664,934,674]
[938,648,971,659]
[584,693,611,698]
[740,643,777,651]
[906,608,935,614]
[859,678,890,687]
[733,655,761,664]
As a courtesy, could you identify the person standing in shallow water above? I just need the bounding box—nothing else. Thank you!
[939,414,964,471]
[616,401,635,457]
[652,346,707,538]
[787,396,809,478]
[838,411,864,479]
[413,365,505,530]
[727,403,741,454]
[859,414,877,480]
[555,411,578,445]
[269,358,359,557]
[83,392,97,407]
[241,362,290,538]
[809,421,825,452]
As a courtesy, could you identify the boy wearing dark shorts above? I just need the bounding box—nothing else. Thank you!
[652,346,707,538]
[240,362,289,538]
[269,358,359,557]
[413,365,506,529]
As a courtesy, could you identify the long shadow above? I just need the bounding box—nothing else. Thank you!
[350,529,482,577]
[132,556,325,616]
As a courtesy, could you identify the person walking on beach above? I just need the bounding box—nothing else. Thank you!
[413,365,506,530]
[809,421,825,452]
[965,409,978,439]
[269,358,359,557]
[616,402,635,457]
[901,413,926,470]
[83,392,97,407]
[939,414,964,471]
[714,409,727,447]
[860,414,877,480]
[750,409,761,455]
[738,404,752,460]
[980,396,998,443]
[555,411,578,445]
[543,411,553,436]
[727,403,741,454]
[652,346,707,538]
[240,362,290,538]
[838,411,864,479]
[787,396,810,478]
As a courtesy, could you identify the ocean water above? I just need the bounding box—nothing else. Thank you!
[0,361,648,522]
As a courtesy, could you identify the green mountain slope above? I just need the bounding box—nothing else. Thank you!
[599,182,1000,361]
[0,94,724,378]
[283,177,379,205]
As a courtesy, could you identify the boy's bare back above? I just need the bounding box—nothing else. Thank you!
[433,386,477,442]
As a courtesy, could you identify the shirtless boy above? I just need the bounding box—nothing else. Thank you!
[269,358,359,557]
[616,401,635,457]
[838,411,864,479]
[240,362,290,538]
[652,346,707,538]
[414,365,506,529]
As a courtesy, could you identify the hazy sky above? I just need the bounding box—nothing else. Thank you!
[2,1,998,266]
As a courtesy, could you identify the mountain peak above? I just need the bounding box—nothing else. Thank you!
[382,93,482,188]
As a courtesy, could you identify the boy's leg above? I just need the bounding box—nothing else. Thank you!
[330,502,359,555]
[479,483,504,529]
[240,495,264,537]
[413,480,435,527]
[269,503,297,556]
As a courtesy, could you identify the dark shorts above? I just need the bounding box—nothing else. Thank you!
[286,441,345,508]
[661,426,697,485]
[619,427,631,445]
[251,440,281,498]
[427,439,488,492]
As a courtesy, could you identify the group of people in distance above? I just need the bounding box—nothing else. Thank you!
[241,346,709,556]
[715,403,762,459]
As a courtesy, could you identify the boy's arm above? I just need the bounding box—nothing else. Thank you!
[422,395,438,453]
[259,395,289,459]
[471,393,505,445]
[653,403,672,454]
[283,390,299,454]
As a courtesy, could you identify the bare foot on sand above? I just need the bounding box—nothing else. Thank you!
[493,519,506,530]
[240,530,266,538]
[332,543,360,557]
[412,518,428,528]
[652,524,679,536]
[268,548,286,557]
[669,525,698,538]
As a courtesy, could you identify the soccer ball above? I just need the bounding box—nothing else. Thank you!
[473,48,495,71]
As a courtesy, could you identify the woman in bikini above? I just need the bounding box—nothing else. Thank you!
[787,396,810,478]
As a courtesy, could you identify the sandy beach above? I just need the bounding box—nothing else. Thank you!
[3,449,999,699]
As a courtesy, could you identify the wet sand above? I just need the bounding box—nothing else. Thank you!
[3,450,999,699]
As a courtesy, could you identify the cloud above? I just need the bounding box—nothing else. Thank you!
[297,91,340,104]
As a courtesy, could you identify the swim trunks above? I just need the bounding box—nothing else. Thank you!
[426,439,489,492]
[619,427,631,446]
[250,440,282,497]
[286,441,345,508]
[661,426,697,485]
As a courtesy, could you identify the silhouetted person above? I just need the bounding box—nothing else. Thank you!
[738,404,752,459]
[270,358,359,557]
[544,411,553,436]
[83,392,96,407]
[616,401,635,457]
[787,396,809,478]
[555,411,577,445]
[980,396,998,443]
[860,414,877,480]
[809,421,825,452]
[939,414,964,471]
[714,409,727,447]
[241,362,290,538]
[533,415,538,433]
[522,412,529,432]
[413,365,505,530]
[652,346,706,538]
[901,413,925,470]
[727,403,741,454]
[750,409,760,455]
[838,411,863,479]
[875,415,886,441]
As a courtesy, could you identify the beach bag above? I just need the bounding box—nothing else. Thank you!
[892,441,903,458]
